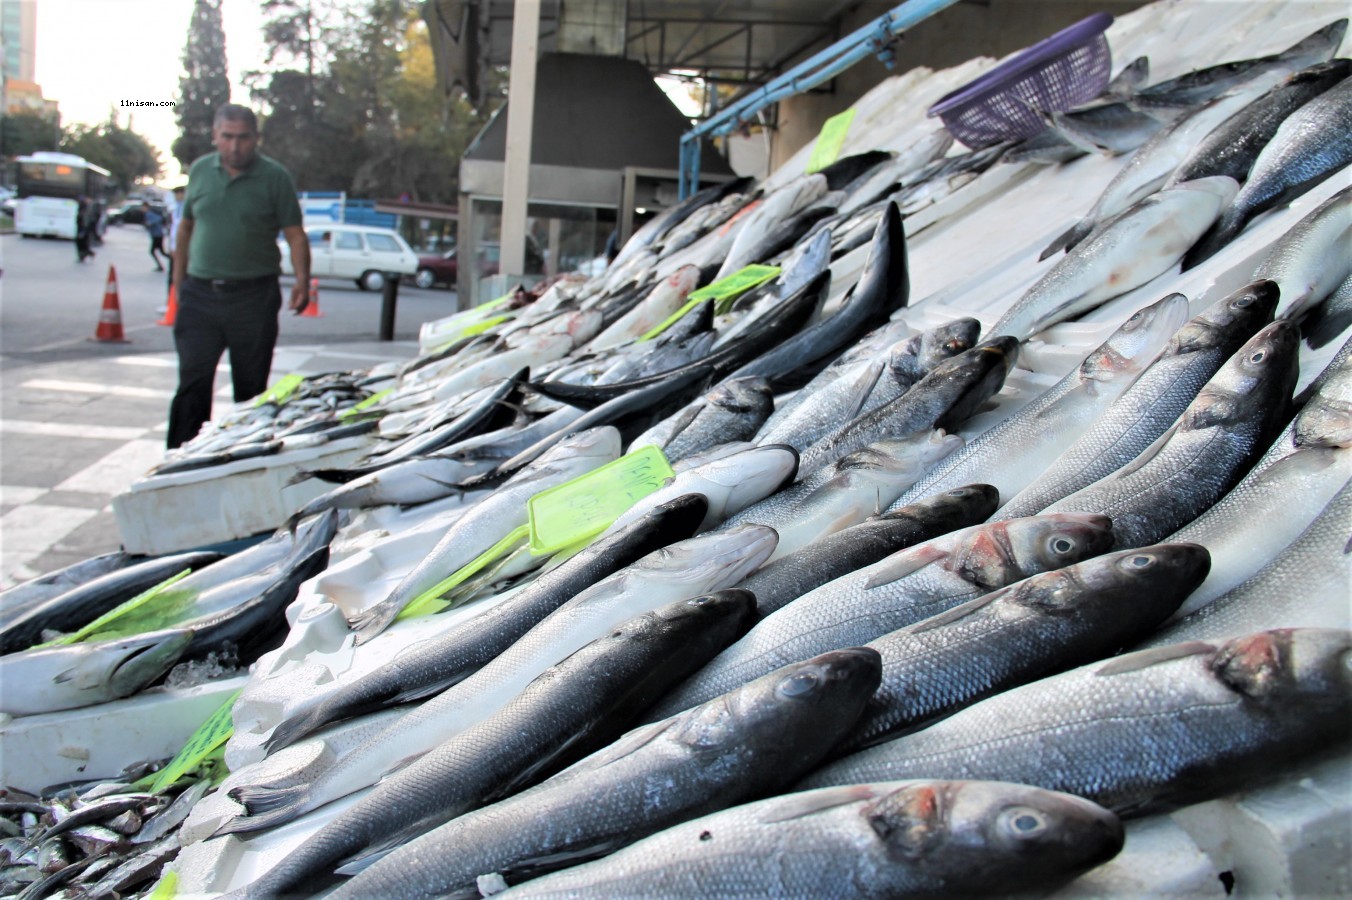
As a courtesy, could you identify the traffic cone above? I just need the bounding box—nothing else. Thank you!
[300,277,323,317]
[157,283,178,326]
[89,265,131,343]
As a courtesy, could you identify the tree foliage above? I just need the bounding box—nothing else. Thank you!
[62,118,162,193]
[173,0,231,173]
[1,111,61,158]
[246,0,503,204]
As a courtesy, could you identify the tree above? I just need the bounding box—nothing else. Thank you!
[0,111,61,158]
[173,0,231,172]
[62,120,161,193]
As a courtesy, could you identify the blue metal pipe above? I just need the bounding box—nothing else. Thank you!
[679,0,962,197]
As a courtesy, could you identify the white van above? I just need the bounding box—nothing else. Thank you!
[281,224,419,291]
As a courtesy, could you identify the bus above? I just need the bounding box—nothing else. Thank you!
[13,152,111,239]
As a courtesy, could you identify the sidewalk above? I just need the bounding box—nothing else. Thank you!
[0,339,420,589]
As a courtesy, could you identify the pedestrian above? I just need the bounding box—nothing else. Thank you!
[73,195,95,262]
[144,202,170,271]
[160,185,186,307]
[167,103,311,450]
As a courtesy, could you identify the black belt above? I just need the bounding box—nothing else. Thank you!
[189,275,276,292]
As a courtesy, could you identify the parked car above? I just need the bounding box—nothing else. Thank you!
[281,224,419,291]
[414,246,501,289]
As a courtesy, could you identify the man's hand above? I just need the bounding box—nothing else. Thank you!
[281,224,312,315]
[289,280,310,314]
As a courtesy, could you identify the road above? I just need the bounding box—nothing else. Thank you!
[0,226,460,586]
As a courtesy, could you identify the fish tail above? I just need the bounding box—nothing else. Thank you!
[263,709,325,755]
[349,603,399,645]
[215,783,309,835]
[1040,220,1090,261]
[1180,209,1244,272]
[284,469,315,487]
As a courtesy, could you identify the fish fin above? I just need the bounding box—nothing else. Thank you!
[759,785,886,823]
[262,710,327,754]
[1300,297,1352,350]
[1111,421,1179,479]
[1039,219,1091,261]
[214,783,309,835]
[907,591,1004,632]
[334,846,396,876]
[1094,641,1215,676]
[863,545,946,589]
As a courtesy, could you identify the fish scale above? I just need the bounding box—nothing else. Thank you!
[799,628,1352,818]
[645,513,1114,722]
[996,280,1280,519]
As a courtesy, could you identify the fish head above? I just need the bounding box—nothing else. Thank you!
[842,431,965,485]
[638,524,779,594]
[684,648,882,761]
[632,589,757,651]
[1012,543,1211,624]
[1081,293,1190,383]
[695,446,799,525]
[863,780,1123,890]
[1210,628,1352,710]
[928,337,1021,430]
[957,513,1114,590]
[1188,320,1300,432]
[888,483,1001,525]
[1173,280,1279,357]
[709,377,775,417]
[916,318,982,371]
[1294,355,1352,449]
[538,426,624,468]
[105,630,195,700]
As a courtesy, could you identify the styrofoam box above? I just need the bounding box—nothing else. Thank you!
[112,437,370,556]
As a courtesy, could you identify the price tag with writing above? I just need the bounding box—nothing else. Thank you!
[150,689,242,793]
[40,569,194,648]
[807,108,857,173]
[527,445,674,554]
[639,266,781,341]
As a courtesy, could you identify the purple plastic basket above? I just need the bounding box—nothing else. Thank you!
[928,13,1114,149]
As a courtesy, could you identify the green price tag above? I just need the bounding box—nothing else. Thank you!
[399,525,532,621]
[339,388,394,421]
[147,870,178,900]
[253,373,305,408]
[807,108,857,174]
[38,569,194,648]
[527,445,674,554]
[639,266,781,341]
[461,313,513,338]
[150,689,242,793]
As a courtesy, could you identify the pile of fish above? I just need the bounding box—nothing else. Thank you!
[3,1,1351,897]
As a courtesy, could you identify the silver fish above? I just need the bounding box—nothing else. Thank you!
[1250,183,1352,320]
[500,780,1124,899]
[801,628,1352,817]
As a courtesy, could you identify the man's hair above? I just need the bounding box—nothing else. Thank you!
[214,104,258,132]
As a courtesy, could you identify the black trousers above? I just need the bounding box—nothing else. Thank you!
[167,276,281,449]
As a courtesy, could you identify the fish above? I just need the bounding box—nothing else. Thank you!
[1250,183,1352,320]
[604,443,799,534]
[149,439,284,475]
[841,543,1211,753]
[627,377,775,464]
[585,266,701,352]
[1158,348,1352,620]
[797,337,1018,478]
[720,431,962,562]
[726,201,909,389]
[1302,271,1352,349]
[348,427,622,644]
[891,292,1189,510]
[262,494,711,754]
[996,177,1239,340]
[732,484,1000,618]
[215,525,778,835]
[645,512,1114,721]
[499,780,1124,899]
[234,591,757,898]
[611,177,754,270]
[283,454,500,527]
[0,552,131,630]
[715,174,828,279]
[1047,101,1169,156]
[1042,320,1300,549]
[997,279,1280,519]
[1183,76,1352,270]
[0,550,225,655]
[1148,480,1352,646]
[800,628,1352,818]
[0,630,194,716]
[1130,19,1348,111]
[1165,59,1352,189]
[326,648,883,899]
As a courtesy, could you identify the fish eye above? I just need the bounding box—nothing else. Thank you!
[778,671,821,698]
[999,807,1049,840]
[1124,554,1154,569]
[1233,295,1253,307]
[1249,350,1267,364]
[1049,536,1077,555]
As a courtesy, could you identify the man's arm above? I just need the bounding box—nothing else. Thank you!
[173,218,194,289]
[282,224,311,313]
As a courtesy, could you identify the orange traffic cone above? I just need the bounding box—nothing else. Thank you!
[157,283,178,326]
[300,277,323,317]
[90,265,131,343]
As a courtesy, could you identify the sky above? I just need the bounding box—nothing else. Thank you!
[33,0,269,184]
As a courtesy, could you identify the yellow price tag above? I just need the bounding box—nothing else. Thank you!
[147,870,178,900]
[527,445,674,554]
[807,108,857,173]
[339,388,394,421]
[39,569,194,648]
[150,689,242,793]
[399,525,532,620]
[461,313,513,338]
[639,266,781,341]
[254,373,305,407]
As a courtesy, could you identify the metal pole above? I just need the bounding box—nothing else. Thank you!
[379,274,400,341]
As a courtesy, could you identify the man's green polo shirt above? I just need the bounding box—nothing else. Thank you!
[183,152,302,280]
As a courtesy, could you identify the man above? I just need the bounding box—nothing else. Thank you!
[168,104,311,450]
[143,202,169,271]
